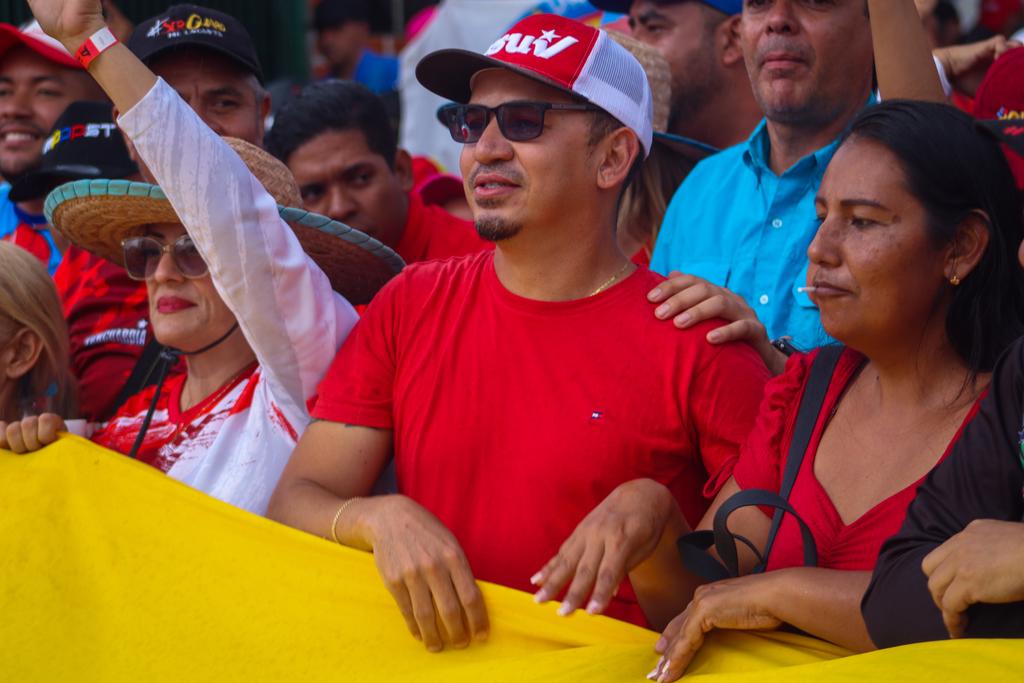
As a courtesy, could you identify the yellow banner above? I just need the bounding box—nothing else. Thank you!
[0,437,1017,681]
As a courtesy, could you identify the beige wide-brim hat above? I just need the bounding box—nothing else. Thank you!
[42,137,405,305]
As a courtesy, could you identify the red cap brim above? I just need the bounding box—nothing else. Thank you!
[0,24,81,70]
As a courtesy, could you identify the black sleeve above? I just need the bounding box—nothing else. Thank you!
[862,337,1024,647]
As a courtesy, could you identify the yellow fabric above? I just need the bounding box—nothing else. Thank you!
[0,437,1018,681]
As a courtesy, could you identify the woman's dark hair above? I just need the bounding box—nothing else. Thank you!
[843,100,1024,374]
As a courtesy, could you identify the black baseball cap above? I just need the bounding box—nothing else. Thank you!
[8,101,138,202]
[127,4,263,82]
[978,119,1024,158]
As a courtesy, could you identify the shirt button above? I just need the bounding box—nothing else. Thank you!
[771,218,783,229]
[759,294,770,305]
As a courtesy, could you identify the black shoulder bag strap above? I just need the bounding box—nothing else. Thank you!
[108,337,168,418]
[677,344,845,581]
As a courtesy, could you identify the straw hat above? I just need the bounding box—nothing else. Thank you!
[607,30,719,162]
[43,137,404,305]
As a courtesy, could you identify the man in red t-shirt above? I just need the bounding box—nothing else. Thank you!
[264,80,489,265]
[268,13,768,649]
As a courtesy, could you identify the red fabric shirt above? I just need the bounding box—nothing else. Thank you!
[733,348,984,572]
[312,251,770,625]
[92,361,260,472]
[393,192,491,265]
[52,246,166,421]
[5,223,50,264]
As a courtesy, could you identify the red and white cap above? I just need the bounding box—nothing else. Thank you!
[0,20,81,70]
[416,13,653,157]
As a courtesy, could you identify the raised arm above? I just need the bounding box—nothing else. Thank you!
[118,83,357,411]
[27,0,358,413]
[868,0,947,103]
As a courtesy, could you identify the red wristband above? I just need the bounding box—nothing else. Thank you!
[75,27,118,69]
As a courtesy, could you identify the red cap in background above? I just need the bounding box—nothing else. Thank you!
[0,21,81,70]
[975,47,1024,189]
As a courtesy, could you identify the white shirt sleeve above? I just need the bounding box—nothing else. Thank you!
[933,54,954,98]
[117,78,358,416]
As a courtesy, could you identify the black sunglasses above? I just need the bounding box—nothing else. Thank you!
[122,234,209,281]
[437,101,600,144]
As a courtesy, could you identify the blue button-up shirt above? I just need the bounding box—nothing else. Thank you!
[651,118,851,351]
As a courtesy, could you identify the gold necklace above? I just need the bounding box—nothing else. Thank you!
[588,261,633,297]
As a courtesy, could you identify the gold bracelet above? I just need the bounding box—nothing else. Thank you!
[329,498,360,544]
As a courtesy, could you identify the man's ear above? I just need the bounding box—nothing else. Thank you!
[718,15,744,68]
[257,91,272,142]
[394,149,415,193]
[946,210,992,283]
[2,328,44,382]
[595,128,641,191]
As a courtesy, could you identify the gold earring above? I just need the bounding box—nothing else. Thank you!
[950,273,961,286]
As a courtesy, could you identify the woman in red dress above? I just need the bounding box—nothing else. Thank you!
[531,100,1024,679]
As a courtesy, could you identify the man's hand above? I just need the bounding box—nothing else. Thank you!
[922,519,1024,638]
[648,272,786,375]
[0,414,67,453]
[531,479,677,616]
[363,495,489,652]
[26,0,106,52]
[648,574,783,682]
[935,38,1022,97]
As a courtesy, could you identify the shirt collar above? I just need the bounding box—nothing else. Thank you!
[741,94,877,179]
[13,203,47,225]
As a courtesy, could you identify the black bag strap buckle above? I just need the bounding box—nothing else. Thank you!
[677,345,845,581]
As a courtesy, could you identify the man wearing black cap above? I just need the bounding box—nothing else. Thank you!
[8,100,150,423]
[313,0,398,94]
[0,20,104,274]
[590,0,761,151]
[124,4,269,148]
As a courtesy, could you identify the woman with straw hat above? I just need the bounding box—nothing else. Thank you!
[0,0,404,515]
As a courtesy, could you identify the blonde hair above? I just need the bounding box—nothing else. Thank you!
[618,145,694,256]
[0,243,75,419]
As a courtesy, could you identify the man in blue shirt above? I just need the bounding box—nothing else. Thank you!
[649,0,875,364]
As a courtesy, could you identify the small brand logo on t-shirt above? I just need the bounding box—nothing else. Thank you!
[590,410,603,421]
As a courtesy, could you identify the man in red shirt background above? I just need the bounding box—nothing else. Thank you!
[268,13,768,651]
[264,80,488,266]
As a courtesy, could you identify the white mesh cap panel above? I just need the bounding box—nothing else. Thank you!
[572,30,654,157]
